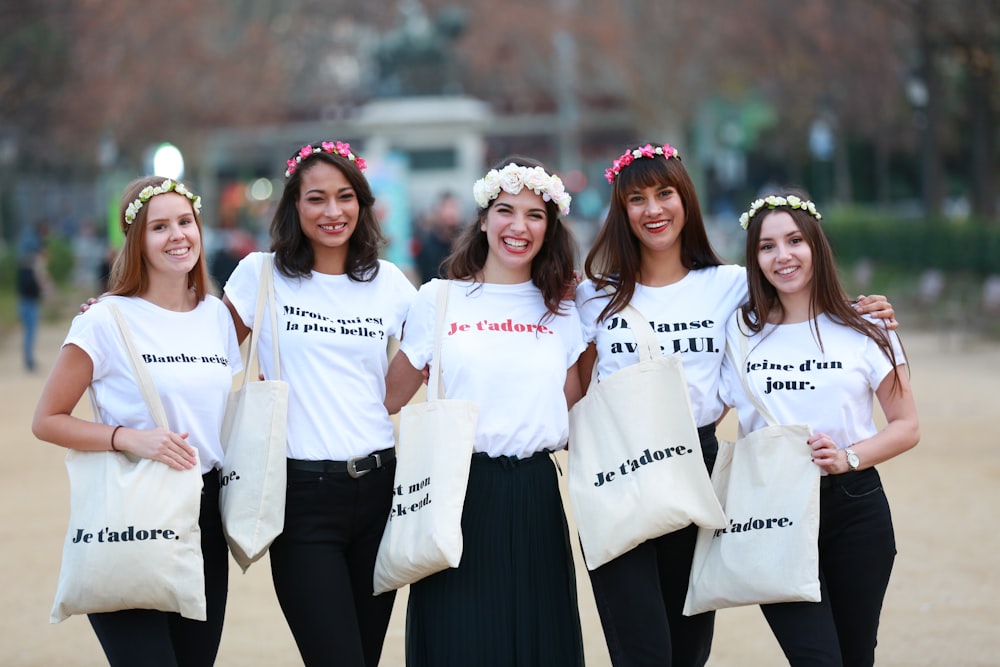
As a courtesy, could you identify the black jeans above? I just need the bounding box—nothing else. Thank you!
[761,467,897,667]
[587,425,719,667]
[88,471,228,667]
[269,458,397,667]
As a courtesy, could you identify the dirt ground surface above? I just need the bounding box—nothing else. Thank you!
[2,321,998,666]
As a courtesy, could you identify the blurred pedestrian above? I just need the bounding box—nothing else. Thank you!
[413,191,462,283]
[16,247,52,372]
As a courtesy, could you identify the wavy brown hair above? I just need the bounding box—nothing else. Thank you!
[446,155,577,320]
[584,144,723,323]
[741,194,905,393]
[270,143,384,281]
[107,175,210,300]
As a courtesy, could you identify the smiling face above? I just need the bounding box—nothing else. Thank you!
[141,192,201,282]
[295,160,359,273]
[480,189,548,284]
[756,210,814,302]
[625,183,686,260]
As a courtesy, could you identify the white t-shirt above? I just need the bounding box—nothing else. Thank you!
[66,295,242,473]
[720,312,905,450]
[224,252,416,460]
[576,265,748,427]
[401,279,586,459]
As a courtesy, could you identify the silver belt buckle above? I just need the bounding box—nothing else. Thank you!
[347,453,379,479]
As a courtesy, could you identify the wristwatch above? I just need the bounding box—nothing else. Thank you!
[845,447,860,471]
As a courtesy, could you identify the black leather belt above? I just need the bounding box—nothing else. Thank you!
[287,447,395,478]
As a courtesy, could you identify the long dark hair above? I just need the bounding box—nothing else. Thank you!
[585,144,723,323]
[270,143,384,281]
[741,196,905,393]
[446,155,577,319]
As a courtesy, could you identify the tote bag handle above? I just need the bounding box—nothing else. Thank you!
[427,279,452,402]
[106,303,169,429]
[587,287,662,386]
[241,254,281,388]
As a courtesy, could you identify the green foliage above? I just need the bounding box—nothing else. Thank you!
[45,235,75,284]
[822,209,1000,276]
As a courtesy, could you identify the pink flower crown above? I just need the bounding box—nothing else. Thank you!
[604,143,680,183]
[285,140,367,178]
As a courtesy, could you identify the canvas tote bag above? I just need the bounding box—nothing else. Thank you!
[568,302,727,571]
[219,254,289,572]
[51,304,206,623]
[683,325,821,616]
[373,280,478,595]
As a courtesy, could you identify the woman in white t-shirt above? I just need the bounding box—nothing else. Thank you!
[385,156,586,666]
[33,176,242,665]
[576,144,896,667]
[720,194,919,666]
[222,141,415,667]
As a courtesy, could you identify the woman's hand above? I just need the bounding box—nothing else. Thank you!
[808,432,848,474]
[852,294,897,330]
[78,297,99,314]
[115,426,198,470]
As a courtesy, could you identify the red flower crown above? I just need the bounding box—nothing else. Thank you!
[285,141,367,178]
[604,143,680,184]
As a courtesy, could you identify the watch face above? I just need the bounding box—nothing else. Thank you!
[847,450,860,469]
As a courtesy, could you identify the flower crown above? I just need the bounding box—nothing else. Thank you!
[604,143,681,183]
[124,179,202,226]
[473,163,572,216]
[285,140,367,178]
[739,194,822,230]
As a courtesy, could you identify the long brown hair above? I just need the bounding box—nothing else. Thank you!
[107,175,210,300]
[585,144,723,323]
[446,155,577,319]
[270,143,384,281]
[741,197,905,393]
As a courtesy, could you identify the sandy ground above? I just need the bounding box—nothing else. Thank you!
[2,320,999,666]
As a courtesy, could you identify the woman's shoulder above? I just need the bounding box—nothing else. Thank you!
[574,277,611,302]
[694,263,746,285]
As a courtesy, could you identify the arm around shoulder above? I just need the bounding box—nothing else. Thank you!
[384,349,427,415]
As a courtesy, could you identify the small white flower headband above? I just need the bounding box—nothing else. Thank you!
[739,194,822,230]
[285,140,367,178]
[472,163,572,216]
[124,179,202,226]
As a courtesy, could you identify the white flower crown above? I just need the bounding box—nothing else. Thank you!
[739,194,822,230]
[472,163,572,216]
[124,179,202,226]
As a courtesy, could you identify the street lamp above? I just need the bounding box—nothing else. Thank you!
[151,142,185,180]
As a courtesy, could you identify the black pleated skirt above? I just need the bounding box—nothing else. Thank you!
[405,450,585,667]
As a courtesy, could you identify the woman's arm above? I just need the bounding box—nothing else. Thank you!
[576,343,597,396]
[809,365,919,474]
[32,344,197,470]
[564,360,583,410]
[384,349,427,415]
[223,294,251,344]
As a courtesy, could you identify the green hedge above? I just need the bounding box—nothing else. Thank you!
[822,209,1000,275]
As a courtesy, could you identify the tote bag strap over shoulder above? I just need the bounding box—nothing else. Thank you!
[587,287,662,386]
[106,303,168,429]
[725,319,780,427]
[427,279,451,402]
[241,254,281,387]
